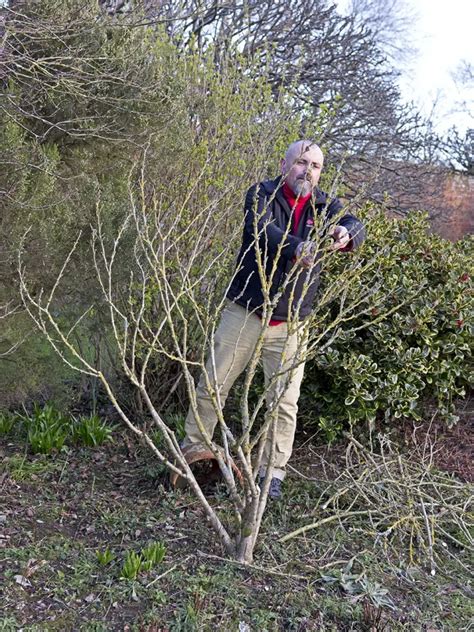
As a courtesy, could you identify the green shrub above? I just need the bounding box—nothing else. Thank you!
[1,403,115,453]
[300,209,473,437]
[96,548,114,566]
[151,413,186,449]
[120,542,166,580]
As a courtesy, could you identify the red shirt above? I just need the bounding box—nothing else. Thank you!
[268,183,311,325]
[281,182,311,234]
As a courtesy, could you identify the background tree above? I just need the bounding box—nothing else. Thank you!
[92,0,422,158]
[441,60,474,173]
[2,0,470,410]
[451,59,474,119]
[345,0,417,65]
[0,0,294,406]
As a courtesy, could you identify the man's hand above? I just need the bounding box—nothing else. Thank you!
[296,227,351,267]
[295,240,317,268]
[329,225,351,251]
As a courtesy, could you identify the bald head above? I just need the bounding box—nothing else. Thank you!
[284,140,324,165]
[281,140,324,196]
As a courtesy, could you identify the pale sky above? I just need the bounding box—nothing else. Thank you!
[336,0,474,134]
[400,0,474,133]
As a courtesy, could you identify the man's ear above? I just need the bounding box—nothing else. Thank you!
[280,158,286,175]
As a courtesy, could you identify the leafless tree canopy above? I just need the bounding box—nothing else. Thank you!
[91,0,467,216]
[90,0,421,157]
[346,0,417,65]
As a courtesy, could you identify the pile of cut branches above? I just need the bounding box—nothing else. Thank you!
[283,434,473,578]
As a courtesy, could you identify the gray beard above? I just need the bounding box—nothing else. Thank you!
[293,178,312,197]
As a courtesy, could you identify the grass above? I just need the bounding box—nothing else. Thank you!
[1,426,472,631]
[3,452,62,481]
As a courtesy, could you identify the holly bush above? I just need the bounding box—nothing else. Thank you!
[300,206,473,435]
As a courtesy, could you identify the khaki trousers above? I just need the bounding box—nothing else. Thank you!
[184,301,306,480]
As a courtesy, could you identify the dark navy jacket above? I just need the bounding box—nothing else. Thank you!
[226,176,365,321]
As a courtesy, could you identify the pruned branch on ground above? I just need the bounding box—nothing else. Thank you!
[281,433,473,578]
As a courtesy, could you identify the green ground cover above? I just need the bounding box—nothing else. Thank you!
[1,416,472,631]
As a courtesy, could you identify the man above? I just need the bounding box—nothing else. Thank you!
[182,140,365,498]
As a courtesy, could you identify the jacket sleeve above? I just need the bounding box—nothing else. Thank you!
[327,197,366,250]
[243,184,302,262]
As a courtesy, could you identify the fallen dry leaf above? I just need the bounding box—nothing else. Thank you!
[14,574,31,588]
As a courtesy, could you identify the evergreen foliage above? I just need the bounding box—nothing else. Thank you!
[300,210,473,435]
